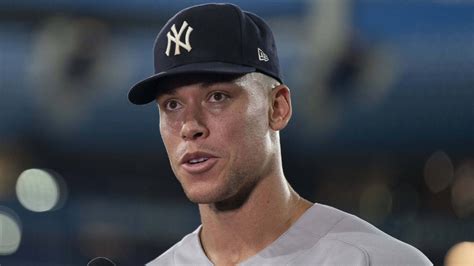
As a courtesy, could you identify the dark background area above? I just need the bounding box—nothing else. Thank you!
[0,0,473,265]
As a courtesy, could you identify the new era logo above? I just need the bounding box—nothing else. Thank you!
[257,48,269,62]
[165,21,193,56]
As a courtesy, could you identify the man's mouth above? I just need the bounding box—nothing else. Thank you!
[188,157,209,164]
[180,152,216,165]
[180,152,218,174]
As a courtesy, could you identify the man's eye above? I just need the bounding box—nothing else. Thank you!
[209,92,228,103]
[165,100,182,110]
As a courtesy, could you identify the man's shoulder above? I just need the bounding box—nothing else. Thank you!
[298,204,432,265]
[146,226,206,266]
[320,231,431,265]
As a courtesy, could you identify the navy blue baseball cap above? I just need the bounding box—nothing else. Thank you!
[128,3,282,105]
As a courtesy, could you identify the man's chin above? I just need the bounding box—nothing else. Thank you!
[185,186,255,212]
[183,188,225,204]
[186,195,222,205]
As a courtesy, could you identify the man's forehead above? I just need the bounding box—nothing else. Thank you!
[156,73,245,96]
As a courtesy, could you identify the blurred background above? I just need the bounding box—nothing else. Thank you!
[1,0,473,265]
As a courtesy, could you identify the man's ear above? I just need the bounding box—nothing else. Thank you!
[269,84,292,131]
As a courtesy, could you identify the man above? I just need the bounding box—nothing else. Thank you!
[129,3,432,265]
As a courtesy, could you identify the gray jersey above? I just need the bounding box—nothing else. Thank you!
[147,203,432,265]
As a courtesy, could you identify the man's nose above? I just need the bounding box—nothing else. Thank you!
[180,108,209,141]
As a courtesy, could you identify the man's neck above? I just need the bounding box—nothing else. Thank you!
[198,174,312,265]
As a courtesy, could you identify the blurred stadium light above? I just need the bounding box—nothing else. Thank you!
[16,168,68,212]
[0,207,22,255]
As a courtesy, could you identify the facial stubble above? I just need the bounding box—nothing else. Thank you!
[180,166,263,213]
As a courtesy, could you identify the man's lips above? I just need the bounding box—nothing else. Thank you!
[180,152,219,174]
[180,151,217,164]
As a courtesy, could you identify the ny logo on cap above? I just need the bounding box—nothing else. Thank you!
[165,21,193,56]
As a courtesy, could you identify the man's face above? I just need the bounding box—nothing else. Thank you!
[156,74,274,205]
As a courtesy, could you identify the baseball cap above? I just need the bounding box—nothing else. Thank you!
[128,3,282,105]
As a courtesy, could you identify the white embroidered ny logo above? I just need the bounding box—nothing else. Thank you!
[165,21,193,56]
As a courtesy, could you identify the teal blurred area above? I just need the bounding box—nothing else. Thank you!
[0,0,473,265]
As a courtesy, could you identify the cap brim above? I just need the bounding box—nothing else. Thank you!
[128,62,256,105]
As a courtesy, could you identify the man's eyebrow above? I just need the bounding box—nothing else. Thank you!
[157,73,243,99]
[160,89,177,96]
[202,80,241,89]
[157,87,179,98]
[158,81,238,97]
